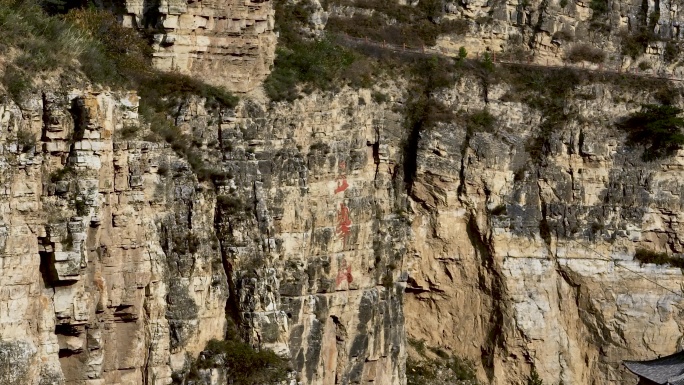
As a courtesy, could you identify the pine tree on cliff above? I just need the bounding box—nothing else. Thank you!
[619,104,684,161]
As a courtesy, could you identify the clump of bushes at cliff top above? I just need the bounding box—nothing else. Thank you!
[0,0,236,109]
[634,248,684,268]
[265,0,382,102]
[265,0,470,102]
[407,339,478,385]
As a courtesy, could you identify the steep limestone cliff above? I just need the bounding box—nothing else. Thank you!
[403,73,684,384]
[120,0,276,92]
[5,68,684,385]
[0,90,230,384]
[4,0,684,384]
[0,87,408,385]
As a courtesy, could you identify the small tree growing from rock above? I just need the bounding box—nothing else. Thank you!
[618,104,684,160]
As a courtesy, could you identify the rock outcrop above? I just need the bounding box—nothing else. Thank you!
[4,69,684,385]
[120,0,277,93]
[5,0,684,384]
[0,90,231,384]
[404,75,684,384]
[0,87,407,385]
[428,0,684,74]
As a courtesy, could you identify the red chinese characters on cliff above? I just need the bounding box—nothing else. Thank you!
[335,259,353,287]
[334,161,349,194]
[336,203,351,239]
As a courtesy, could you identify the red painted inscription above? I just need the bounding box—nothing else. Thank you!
[335,259,354,286]
[336,203,351,238]
[334,161,349,194]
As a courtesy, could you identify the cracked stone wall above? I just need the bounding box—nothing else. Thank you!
[5,0,684,378]
[214,93,409,385]
[119,0,276,93]
[0,90,229,385]
[3,74,684,385]
[403,75,684,385]
[0,87,408,385]
[335,0,684,76]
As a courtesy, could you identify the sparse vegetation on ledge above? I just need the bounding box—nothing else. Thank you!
[634,248,684,268]
[325,0,469,48]
[407,338,478,385]
[264,37,359,102]
[174,321,289,385]
[565,44,606,64]
[0,0,237,184]
[266,0,470,102]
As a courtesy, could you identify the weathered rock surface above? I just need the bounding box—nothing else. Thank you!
[432,0,684,75]
[4,73,684,385]
[0,90,231,385]
[120,0,277,92]
[0,88,408,385]
[404,76,684,385]
[4,2,684,382]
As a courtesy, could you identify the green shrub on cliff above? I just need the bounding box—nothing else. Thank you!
[589,0,608,16]
[0,0,79,98]
[39,0,88,14]
[0,1,146,93]
[618,104,684,160]
[264,38,357,101]
[466,109,497,134]
[634,248,684,268]
[407,352,478,385]
[202,339,288,377]
[266,0,468,102]
[527,369,544,385]
[325,0,468,47]
[177,337,289,385]
[565,44,606,64]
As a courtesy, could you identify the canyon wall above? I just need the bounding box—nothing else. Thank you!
[3,0,684,384]
[120,0,276,92]
[3,71,684,385]
[0,90,229,385]
[437,0,680,70]
[0,87,408,385]
[404,75,684,384]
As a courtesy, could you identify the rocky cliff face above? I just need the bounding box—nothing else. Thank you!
[403,74,684,384]
[0,90,230,384]
[0,87,408,385]
[120,0,276,92]
[4,70,684,385]
[3,0,684,384]
[403,0,684,74]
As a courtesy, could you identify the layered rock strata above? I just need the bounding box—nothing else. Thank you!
[120,0,277,92]
[0,88,407,385]
[0,90,232,384]
[325,0,684,76]
[404,76,684,384]
[3,71,684,385]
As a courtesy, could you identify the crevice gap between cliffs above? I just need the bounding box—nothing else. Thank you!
[466,213,506,382]
[214,202,243,335]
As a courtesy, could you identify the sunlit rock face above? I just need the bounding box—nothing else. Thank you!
[0,87,408,385]
[120,0,277,92]
[5,0,684,383]
[403,77,684,385]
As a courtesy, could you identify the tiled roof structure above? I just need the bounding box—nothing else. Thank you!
[624,351,684,385]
